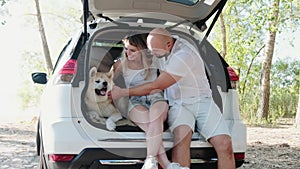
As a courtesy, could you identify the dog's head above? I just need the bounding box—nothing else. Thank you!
[88,67,113,102]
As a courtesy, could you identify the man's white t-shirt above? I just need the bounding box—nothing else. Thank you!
[159,36,212,105]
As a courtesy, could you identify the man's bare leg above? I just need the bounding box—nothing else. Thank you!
[209,135,235,169]
[172,125,193,167]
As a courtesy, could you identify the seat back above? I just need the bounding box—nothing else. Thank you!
[90,47,114,72]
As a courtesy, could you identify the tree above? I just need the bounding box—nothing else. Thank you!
[296,91,300,127]
[219,13,227,58]
[261,59,299,123]
[296,66,300,126]
[17,0,81,111]
[294,1,300,127]
[34,0,53,74]
[256,0,300,120]
[212,0,299,123]
[256,0,280,119]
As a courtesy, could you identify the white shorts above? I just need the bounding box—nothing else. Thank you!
[167,96,230,140]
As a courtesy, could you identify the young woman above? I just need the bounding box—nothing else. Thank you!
[113,33,171,169]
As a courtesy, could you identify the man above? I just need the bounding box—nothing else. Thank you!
[110,28,235,169]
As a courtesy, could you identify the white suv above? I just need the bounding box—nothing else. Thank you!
[32,0,247,168]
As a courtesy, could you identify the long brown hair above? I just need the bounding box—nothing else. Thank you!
[121,33,152,80]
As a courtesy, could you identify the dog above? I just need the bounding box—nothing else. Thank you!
[84,67,123,130]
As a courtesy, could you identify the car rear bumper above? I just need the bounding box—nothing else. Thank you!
[45,147,245,169]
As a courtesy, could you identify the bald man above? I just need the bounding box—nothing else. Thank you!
[110,28,235,169]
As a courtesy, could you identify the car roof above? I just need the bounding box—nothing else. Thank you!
[85,0,225,23]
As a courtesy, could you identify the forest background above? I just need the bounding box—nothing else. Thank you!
[0,0,299,126]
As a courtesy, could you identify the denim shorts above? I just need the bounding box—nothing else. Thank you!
[128,92,167,113]
[167,96,230,140]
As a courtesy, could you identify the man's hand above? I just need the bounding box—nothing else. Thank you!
[108,86,128,100]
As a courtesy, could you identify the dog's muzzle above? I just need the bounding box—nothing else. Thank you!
[95,87,107,96]
[95,81,108,96]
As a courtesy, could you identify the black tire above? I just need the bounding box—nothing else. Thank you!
[38,120,47,169]
[36,120,41,155]
[39,141,47,169]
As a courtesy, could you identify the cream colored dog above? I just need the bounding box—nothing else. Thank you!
[85,67,122,130]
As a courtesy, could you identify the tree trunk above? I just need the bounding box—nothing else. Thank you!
[34,0,53,74]
[296,88,300,127]
[256,0,280,119]
[219,13,227,58]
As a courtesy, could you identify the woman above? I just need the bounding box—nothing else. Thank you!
[113,33,170,169]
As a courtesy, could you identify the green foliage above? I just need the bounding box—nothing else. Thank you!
[1,0,6,6]
[239,89,259,123]
[211,0,300,125]
[18,51,46,110]
[269,59,299,118]
[11,0,300,125]
[16,0,82,112]
[0,0,7,25]
[238,59,299,125]
[18,79,45,110]
[270,88,297,117]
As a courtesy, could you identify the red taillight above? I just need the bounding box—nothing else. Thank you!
[227,67,239,81]
[59,59,77,75]
[227,67,239,89]
[56,59,77,83]
[49,154,75,162]
[234,153,245,160]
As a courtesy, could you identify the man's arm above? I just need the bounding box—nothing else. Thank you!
[130,71,180,96]
[110,71,180,99]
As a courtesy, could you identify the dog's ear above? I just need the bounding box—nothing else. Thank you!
[89,67,98,78]
[106,67,114,79]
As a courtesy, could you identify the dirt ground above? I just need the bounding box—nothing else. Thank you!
[240,119,300,169]
[0,119,299,169]
[0,121,38,169]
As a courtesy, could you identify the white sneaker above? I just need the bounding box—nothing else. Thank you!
[142,156,158,169]
[167,162,190,169]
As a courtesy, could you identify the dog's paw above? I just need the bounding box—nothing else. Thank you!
[106,118,116,131]
[88,111,105,124]
[88,111,99,119]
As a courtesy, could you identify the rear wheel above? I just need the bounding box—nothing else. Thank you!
[36,120,40,155]
[38,127,47,169]
[39,142,47,169]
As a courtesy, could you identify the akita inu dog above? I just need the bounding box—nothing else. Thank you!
[85,67,122,130]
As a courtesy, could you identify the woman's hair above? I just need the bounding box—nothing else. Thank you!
[121,33,152,80]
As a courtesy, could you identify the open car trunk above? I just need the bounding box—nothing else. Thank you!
[76,19,231,131]
[81,0,228,42]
